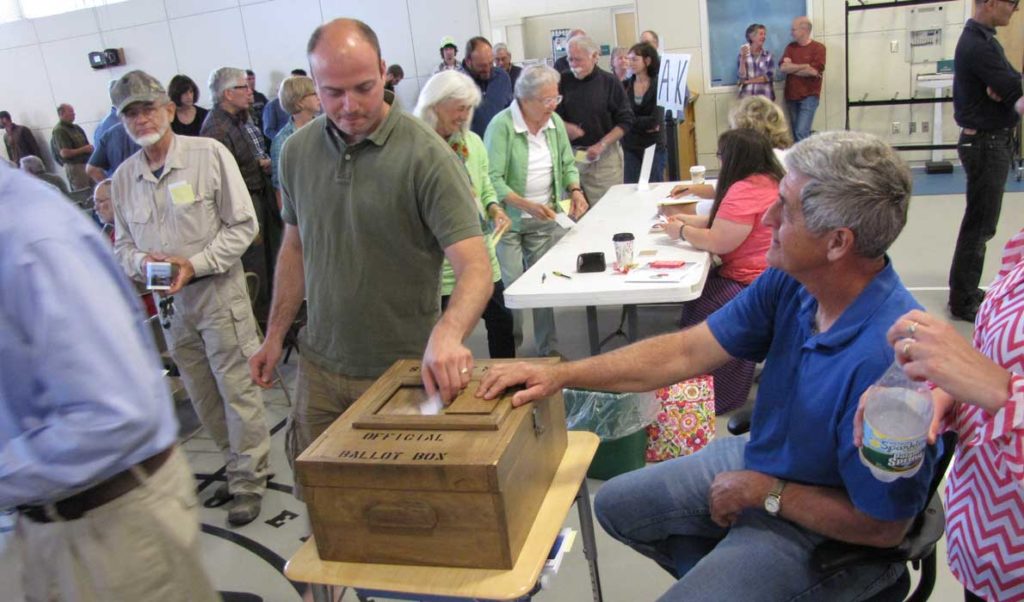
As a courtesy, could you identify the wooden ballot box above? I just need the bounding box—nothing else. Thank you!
[295,359,568,570]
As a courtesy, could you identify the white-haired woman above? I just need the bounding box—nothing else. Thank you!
[484,64,588,357]
[414,70,515,358]
[270,75,320,210]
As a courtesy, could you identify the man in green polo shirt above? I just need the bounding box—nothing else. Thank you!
[50,103,93,191]
[249,18,493,483]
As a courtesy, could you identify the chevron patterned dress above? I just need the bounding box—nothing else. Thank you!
[944,228,1024,601]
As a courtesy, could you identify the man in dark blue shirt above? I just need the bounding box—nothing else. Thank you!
[478,131,940,600]
[949,0,1021,321]
[85,122,140,183]
[460,36,513,139]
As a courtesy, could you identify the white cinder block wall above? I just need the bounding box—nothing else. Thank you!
[631,0,972,169]
[0,0,491,167]
[1,0,975,170]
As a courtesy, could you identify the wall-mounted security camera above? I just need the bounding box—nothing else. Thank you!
[87,48,125,69]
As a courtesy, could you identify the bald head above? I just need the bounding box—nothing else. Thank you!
[306,18,389,144]
[791,17,812,44]
[307,18,382,62]
[94,179,114,224]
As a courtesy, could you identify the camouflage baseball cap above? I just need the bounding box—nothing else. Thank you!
[110,70,166,114]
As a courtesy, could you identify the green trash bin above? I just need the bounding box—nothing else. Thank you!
[562,388,657,480]
[587,429,649,480]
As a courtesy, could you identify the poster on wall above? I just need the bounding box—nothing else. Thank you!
[552,28,570,61]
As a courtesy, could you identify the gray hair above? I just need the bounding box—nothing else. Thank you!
[515,64,560,100]
[568,35,599,57]
[208,67,247,102]
[19,155,45,174]
[785,131,911,259]
[494,42,510,55]
[412,70,481,135]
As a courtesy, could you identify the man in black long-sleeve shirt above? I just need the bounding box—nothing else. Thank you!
[949,0,1021,321]
[557,34,634,205]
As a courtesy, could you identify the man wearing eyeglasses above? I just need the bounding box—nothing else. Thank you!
[948,0,1022,322]
[201,66,281,325]
[110,70,272,527]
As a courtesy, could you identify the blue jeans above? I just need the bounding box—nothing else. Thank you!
[786,96,819,142]
[594,435,905,601]
[623,146,667,184]
[495,217,564,356]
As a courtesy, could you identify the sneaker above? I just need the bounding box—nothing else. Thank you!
[227,494,262,526]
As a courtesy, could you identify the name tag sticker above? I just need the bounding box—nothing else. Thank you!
[168,180,196,206]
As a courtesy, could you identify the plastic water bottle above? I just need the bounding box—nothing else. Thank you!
[859,362,934,482]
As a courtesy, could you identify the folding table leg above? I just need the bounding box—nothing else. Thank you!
[575,480,604,602]
[586,306,601,356]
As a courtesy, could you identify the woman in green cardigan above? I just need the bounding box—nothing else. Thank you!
[414,70,515,358]
[484,64,588,357]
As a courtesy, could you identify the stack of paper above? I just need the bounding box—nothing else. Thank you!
[540,528,577,589]
[625,263,697,283]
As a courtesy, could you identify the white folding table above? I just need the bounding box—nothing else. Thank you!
[503,182,712,355]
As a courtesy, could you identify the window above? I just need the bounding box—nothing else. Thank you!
[0,0,131,23]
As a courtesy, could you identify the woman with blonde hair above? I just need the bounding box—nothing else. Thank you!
[729,95,793,164]
[270,75,320,208]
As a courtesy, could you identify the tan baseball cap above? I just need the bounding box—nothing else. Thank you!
[110,70,167,114]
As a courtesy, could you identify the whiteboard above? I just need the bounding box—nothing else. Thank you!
[700,0,811,90]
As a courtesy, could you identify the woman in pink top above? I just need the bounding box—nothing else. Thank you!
[858,228,1024,602]
[664,128,783,413]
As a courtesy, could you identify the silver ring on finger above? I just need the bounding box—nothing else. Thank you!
[460,368,469,375]
[902,341,913,359]
[908,321,918,338]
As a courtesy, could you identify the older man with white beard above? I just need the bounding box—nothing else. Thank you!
[110,70,271,526]
[556,34,633,205]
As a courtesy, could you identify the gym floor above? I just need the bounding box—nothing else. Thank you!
[1,183,1021,601]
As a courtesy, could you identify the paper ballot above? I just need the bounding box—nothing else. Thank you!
[554,213,575,229]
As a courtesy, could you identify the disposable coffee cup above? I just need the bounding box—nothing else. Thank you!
[690,165,706,185]
[612,232,635,269]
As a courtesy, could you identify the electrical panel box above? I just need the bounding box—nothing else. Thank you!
[907,6,946,64]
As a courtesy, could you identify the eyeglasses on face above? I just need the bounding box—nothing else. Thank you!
[538,94,563,107]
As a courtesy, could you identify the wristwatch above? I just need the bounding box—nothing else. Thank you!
[568,186,583,194]
[764,479,786,517]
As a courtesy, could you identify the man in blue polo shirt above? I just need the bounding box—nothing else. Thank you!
[477,130,940,600]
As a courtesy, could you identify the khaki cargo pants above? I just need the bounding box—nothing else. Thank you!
[166,265,270,496]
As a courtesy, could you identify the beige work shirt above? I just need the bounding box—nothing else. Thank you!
[112,134,258,281]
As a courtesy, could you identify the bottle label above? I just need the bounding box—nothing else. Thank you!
[860,418,926,474]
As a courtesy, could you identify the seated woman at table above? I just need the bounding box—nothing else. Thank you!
[484,64,589,357]
[730,95,793,168]
[413,70,515,358]
[622,42,666,185]
[670,96,792,200]
[855,227,1024,602]
[664,128,784,413]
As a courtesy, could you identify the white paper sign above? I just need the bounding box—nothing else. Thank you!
[656,53,691,113]
[637,144,656,192]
